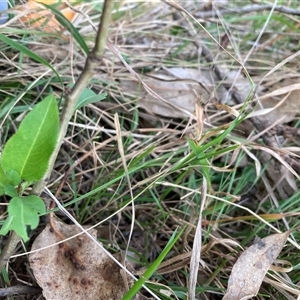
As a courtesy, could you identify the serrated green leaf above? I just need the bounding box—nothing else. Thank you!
[0,166,9,185]
[0,196,45,241]
[0,168,20,197]
[1,96,59,181]
[22,196,46,214]
[4,185,18,198]
[0,168,20,196]
[0,217,14,236]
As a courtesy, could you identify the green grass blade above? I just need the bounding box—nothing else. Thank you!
[42,3,89,55]
[0,34,62,84]
[122,227,184,300]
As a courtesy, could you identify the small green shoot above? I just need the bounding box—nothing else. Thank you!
[1,95,59,181]
[72,86,107,110]
[0,96,59,241]
[0,196,46,241]
[122,227,184,300]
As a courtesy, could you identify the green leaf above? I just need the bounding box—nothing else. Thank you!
[0,166,9,186]
[75,89,107,110]
[0,168,20,196]
[0,217,14,238]
[0,196,45,241]
[0,185,4,196]
[5,170,21,186]
[41,3,89,55]
[4,185,18,198]
[0,171,7,195]
[23,195,46,214]
[1,95,59,181]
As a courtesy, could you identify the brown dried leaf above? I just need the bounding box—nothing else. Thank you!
[256,78,300,124]
[119,67,252,118]
[222,231,290,300]
[29,218,133,300]
[119,73,199,118]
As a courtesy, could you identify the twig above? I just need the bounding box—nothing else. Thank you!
[0,0,115,270]
[0,232,20,270]
[0,285,41,297]
[276,125,300,140]
[34,0,114,192]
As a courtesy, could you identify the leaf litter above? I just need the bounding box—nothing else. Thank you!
[119,66,300,126]
[29,216,140,300]
[222,231,290,300]
[2,0,300,299]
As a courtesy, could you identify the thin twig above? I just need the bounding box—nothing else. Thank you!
[0,285,41,297]
[0,232,20,270]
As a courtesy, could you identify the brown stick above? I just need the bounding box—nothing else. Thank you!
[0,285,41,297]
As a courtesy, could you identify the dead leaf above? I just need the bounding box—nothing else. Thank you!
[214,103,239,117]
[119,65,299,125]
[119,67,252,118]
[29,218,134,300]
[18,0,77,32]
[222,231,290,300]
[119,73,199,118]
[256,77,300,124]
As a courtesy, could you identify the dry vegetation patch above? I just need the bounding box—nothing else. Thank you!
[1,1,300,299]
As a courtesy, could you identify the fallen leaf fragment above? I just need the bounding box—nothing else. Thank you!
[256,77,300,124]
[29,218,134,300]
[119,67,252,119]
[18,0,76,32]
[222,231,290,300]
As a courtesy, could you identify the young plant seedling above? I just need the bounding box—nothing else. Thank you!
[0,95,59,241]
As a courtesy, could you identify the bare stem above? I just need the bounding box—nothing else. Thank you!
[34,0,115,192]
[0,0,115,269]
[0,232,20,270]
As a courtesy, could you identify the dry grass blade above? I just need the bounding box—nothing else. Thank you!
[114,113,135,289]
[188,177,207,300]
[2,0,300,299]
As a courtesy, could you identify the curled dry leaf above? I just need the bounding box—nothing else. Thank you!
[29,218,134,300]
[222,231,290,300]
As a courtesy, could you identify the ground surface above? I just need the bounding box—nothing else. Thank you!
[1,1,300,299]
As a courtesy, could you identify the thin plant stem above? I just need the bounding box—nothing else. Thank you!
[0,232,20,270]
[0,0,115,270]
[33,0,115,194]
